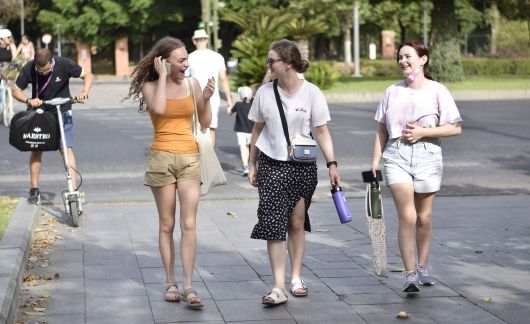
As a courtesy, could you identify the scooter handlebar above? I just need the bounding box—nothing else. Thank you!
[42,97,80,106]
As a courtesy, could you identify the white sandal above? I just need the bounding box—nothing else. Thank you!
[262,287,288,305]
[290,278,308,297]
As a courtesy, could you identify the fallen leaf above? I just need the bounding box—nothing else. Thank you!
[54,273,60,279]
[396,311,409,319]
[24,311,46,316]
[33,307,46,312]
[474,250,483,254]
[68,228,76,233]
[483,297,493,303]
[227,211,238,218]
[34,227,47,232]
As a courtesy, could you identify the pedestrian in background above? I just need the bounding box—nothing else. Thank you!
[370,40,462,294]
[227,86,254,176]
[17,34,35,62]
[128,36,215,308]
[248,39,340,305]
[188,29,233,147]
[12,48,92,204]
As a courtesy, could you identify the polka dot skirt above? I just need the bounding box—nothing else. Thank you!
[251,153,318,241]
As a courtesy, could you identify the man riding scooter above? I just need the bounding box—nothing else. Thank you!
[12,48,93,204]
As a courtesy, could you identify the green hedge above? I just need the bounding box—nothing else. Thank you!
[333,58,530,78]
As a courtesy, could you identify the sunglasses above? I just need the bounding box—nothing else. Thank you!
[266,58,283,66]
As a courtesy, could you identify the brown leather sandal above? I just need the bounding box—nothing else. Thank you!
[164,282,182,302]
[182,287,204,308]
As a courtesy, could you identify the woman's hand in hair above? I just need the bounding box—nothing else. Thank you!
[153,56,167,77]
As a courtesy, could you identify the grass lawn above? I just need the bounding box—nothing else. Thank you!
[325,75,530,93]
[0,196,18,239]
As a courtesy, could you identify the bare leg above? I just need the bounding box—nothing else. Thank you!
[29,151,43,188]
[268,240,287,290]
[415,192,436,266]
[240,144,250,166]
[389,183,417,271]
[151,184,177,285]
[288,198,306,281]
[176,179,200,290]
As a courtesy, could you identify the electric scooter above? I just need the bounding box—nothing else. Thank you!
[42,97,85,227]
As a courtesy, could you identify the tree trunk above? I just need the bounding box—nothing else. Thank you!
[490,3,500,56]
[429,0,463,82]
[295,38,310,61]
[343,24,352,64]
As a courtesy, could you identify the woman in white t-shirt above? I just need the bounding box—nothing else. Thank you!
[248,39,340,305]
[371,41,462,294]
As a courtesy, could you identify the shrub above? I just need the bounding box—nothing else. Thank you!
[305,61,340,90]
[462,57,530,76]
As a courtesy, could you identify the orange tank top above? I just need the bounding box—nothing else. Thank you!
[149,95,198,153]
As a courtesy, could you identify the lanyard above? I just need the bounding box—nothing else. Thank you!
[35,59,55,98]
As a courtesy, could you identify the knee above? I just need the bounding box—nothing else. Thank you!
[288,217,305,233]
[416,213,432,227]
[159,219,175,234]
[180,218,196,233]
[399,212,417,227]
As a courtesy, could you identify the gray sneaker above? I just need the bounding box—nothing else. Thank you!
[27,188,40,204]
[402,270,419,293]
[417,264,435,286]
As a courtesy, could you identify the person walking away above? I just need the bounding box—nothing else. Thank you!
[248,39,341,305]
[0,29,17,63]
[188,29,232,147]
[128,37,215,308]
[228,86,254,176]
[370,40,462,294]
[17,34,35,62]
[12,48,92,204]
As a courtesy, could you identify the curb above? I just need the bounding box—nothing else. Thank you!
[0,200,39,324]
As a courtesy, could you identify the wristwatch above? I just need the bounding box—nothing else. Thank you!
[326,161,337,168]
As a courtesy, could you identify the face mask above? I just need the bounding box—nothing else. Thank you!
[405,66,422,85]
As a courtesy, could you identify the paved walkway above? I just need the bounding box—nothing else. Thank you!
[13,195,530,323]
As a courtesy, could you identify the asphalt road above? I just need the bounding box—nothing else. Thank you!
[1,98,529,203]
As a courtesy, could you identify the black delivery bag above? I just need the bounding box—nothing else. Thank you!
[9,108,59,151]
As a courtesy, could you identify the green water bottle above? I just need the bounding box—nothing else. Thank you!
[370,183,382,219]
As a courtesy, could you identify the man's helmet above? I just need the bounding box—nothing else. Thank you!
[0,29,13,39]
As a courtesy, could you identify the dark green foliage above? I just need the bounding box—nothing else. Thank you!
[462,57,530,76]
[430,41,464,82]
[304,61,340,90]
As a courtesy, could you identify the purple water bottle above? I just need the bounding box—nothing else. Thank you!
[331,186,352,224]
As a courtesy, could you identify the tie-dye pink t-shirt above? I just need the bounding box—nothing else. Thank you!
[375,80,462,139]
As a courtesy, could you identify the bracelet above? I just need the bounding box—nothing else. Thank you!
[326,161,337,168]
[26,98,30,104]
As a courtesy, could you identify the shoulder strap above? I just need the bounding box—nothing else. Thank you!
[273,79,291,147]
[188,78,199,136]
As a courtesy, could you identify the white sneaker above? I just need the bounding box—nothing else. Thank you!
[402,270,419,293]
[417,264,435,286]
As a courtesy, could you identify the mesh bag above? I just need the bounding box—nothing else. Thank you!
[365,184,389,277]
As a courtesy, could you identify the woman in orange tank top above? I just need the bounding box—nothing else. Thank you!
[128,37,215,308]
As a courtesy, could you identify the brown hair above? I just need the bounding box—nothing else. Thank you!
[270,39,309,74]
[127,37,186,111]
[35,48,52,68]
[397,40,433,80]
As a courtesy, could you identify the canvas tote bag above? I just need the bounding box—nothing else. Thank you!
[188,78,227,196]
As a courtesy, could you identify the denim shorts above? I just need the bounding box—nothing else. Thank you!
[60,110,74,148]
[144,149,200,187]
[382,138,443,193]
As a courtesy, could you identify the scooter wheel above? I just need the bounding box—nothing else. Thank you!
[69,201,80,227]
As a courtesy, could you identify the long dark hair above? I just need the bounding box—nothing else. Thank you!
[127,37,185,111]
[397,40,433,80]
[270,39,309,74]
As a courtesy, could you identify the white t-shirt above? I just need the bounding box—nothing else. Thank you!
[187,49,226,109]
[248,80,330,161]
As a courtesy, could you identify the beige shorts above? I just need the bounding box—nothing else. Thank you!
[144,149,200,187]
